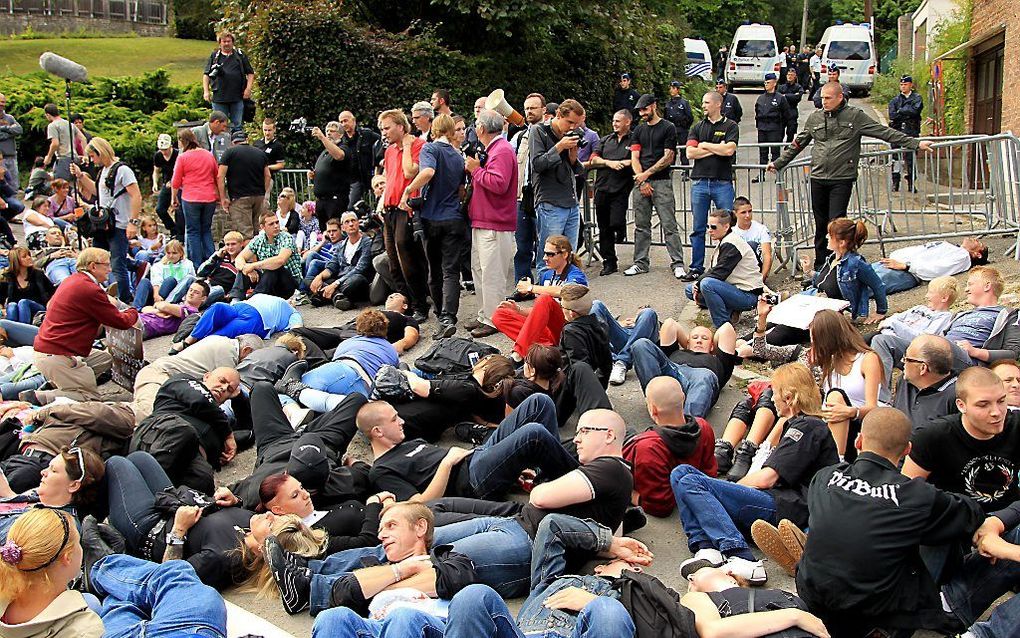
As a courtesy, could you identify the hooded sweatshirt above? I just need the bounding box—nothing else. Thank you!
[0,591,103,638]
[623,418,717,517]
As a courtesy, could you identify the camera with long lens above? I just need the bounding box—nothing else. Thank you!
[350,199,380,233]
[410,213,425,243]
[289,117,314,135]
[563,129,589,149]
[460,140,489,165]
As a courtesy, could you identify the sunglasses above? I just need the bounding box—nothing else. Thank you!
[543,250,563,257]
[67,447,86,482]
[576,426,611,436]
[708,224,719,230]
[901,356,927,366]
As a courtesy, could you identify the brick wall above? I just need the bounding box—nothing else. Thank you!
[0,14,167,37]
[966,0,1018,133]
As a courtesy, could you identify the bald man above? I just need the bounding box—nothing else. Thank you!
[129,367,243,493]
[795,407,991,637]
[892,334,958,429]
[624,376,718,516]
[338,110,381,204]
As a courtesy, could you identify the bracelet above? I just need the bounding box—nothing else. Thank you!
[391,563,402,582]
[854,408,861,420]
[166,530,186,546]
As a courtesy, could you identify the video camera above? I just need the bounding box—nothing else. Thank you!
[289,117,314,135]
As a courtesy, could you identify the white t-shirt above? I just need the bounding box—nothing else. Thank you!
[343,238,359,264]
[98,163,138,228]
[733,221,772,264]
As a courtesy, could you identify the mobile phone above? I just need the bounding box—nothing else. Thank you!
[468,352,481,367]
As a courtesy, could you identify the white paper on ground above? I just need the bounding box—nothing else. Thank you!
[766,294,851,330]
[226,600,297,638]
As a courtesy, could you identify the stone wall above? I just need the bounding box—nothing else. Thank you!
[0,13,167,36]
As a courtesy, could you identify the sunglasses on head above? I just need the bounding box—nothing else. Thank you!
[67,447,86,482]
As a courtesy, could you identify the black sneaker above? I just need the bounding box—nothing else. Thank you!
[412,310,429,323]
[714,440,735,476]
[726,440,759,482]
[622,506,648,534]
[264,536,311,615]
[433,321,456,340]
[508,291,536,302]
[679,270,702,282]
[274,360,310,400]
[455,421,494,446]
[333,295,353,311]
[599,263,618,276]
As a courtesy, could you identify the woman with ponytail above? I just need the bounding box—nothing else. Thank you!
[803,218,887,323]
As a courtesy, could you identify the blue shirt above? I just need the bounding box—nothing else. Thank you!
[538,264,588,287]
[945,306,1002,347]
[245,293,303,335]
[418,140,465,222]
[333,335,399,378]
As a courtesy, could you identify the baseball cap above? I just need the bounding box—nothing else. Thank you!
[621,73,632,80]
[716,77,727,85]
[230,130,248,143]
[157,134,173,150]
[635,94,657,109]
[670,80,682,88]
[287,444,330,491]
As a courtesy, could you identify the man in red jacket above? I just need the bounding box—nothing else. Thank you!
[26,247,140,405]
[623,375,717,517]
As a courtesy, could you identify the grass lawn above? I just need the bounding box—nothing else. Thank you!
[0,37,213,85]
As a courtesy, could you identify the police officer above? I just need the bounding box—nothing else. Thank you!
[889,75,924,193]
[716,77,743,123]
[813,66,851,108]
[777,68,804,142]
[753,73,790,181]
[613,73,641,120]
[664,80,694,165]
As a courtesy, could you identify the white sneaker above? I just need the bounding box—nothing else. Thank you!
[679,548,725,579]
[609,361,627,386]
[723,556,768,585]
[623,264,648,276]
[673,265,687,280]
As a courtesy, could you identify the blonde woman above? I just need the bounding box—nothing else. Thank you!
[671,362,838,586]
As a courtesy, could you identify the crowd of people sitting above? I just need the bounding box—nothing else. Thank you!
[0,78,1017,638]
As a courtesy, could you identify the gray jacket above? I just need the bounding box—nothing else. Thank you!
[191,123,230,162]
[774,101,920,181]
[0,113,23,158]
[529,123,582,208]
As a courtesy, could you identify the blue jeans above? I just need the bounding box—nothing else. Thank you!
[132,277,178,310]
[467,393,579,500]
[189,302,264,340]
[93,554,226,638]
[942,525,1020,638]
[867,263,920,304]
[0,370,46,400]
[431,516,534,598]
[591,300,659,367]
[0,318,38,346]
[105,452,174,554]
[211,100,244,132]
[182,200,216,267]
[690,179,735,273]
[45,256,77,285]
[312,606,445,638]
[536,202,579,267]
[515,202,538,282]
[302,361,370,397]
[301,255,329,292]
[630,338,718,417]
[685,277,758,328]
[446,583,634,638]
[670,464,777,555]
[93,226,133,302]
[4,299,45,324]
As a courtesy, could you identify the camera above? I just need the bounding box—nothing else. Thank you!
[289,117,314,135]
[763,293,781,306]
[460,140,488,165]
[410,213,425,243]
[564,129,589,149]
[207,63,222,80]
[350,199,380,233]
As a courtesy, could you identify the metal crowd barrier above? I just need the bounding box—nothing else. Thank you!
[271,169,314,204]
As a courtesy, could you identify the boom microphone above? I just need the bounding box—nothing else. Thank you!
[39,52,89,83]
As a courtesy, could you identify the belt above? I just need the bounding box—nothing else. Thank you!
[21,448,55,461]
[142,518,167,562]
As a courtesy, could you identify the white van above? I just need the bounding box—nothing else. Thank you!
[683,38,713,81]
[725,23,782,87]
[819,23,877,94]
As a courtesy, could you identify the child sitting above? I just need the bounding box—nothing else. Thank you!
[130,215,165,265]
[295,200,321,253]
[875,275,957,341]
[133,239,196,307]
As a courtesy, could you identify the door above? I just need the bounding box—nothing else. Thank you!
[972,44,1003,135]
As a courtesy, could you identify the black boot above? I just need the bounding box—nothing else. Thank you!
[714,440,735,475]
[264,536,311,614]
[726,440,759,482]
[78,515,120,595]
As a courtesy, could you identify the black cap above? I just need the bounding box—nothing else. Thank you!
[670,80,682,88]
[230,130,248,143]
[287,444,329,491]
[764,73,777,81]
[635,94,657,109]
[716,77,727,85]
[621,73,632,80]
[900,75,913,83]
[545,102,559,116]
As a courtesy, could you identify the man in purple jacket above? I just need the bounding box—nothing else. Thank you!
[463,110,519,338]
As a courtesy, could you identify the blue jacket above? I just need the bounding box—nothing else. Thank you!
[810,251,887,319]
[324,234,374,286]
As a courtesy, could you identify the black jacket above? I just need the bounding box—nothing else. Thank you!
[328,544,476,617]
[797,452,983,630]
[343,127,382,187]
[721,92,743,123]
[663,97,694,135]
[754,91,791,132]
[148,374,232,466]
[561,314,612,388]
[0,268,55,306]
[196,250,240,291]
[889,91,923,137]
[613,88,641,118]
[778,82,804,116]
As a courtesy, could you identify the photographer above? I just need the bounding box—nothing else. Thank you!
[530,99,585,254]
[309,121,351,229]
[399,114,465,339]
[465,110,517,338]
[202,30,254,132]
[69,137,142,302]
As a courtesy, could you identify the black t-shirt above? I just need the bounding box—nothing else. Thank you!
[383,310,419,343]
[687,117,739,181]
[592,132,634,193]
[396,378,505,443]
[708,588,813,638]
[910,413,1020,512]
[515,456,633,538]
[183,506,253,590]
[664,346,739,388]
[254,139,286,170]
[204,50,253,104]
[765,414,839,527]
[152,149,178,188]
[219,144,268,199]
[313,146,351,198]
[369,439,469,501]
[630,119,677,181]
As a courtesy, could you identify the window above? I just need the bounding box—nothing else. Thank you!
[827,40,872,61]
[735,40,777,58]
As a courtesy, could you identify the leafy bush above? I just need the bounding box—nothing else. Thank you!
[174,0,217,40]
[1,69,207,183]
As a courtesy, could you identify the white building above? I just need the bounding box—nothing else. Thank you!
[910,0,960,60]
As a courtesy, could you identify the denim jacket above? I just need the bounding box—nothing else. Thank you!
[810,251,887,319]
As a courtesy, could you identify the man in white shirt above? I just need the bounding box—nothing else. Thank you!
[730,196,773,280]
[872,237,988,296]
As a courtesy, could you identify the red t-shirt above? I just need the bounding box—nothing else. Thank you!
[382,138,425,208]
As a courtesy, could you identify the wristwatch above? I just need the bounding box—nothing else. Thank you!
[166,530,186,546]
[129,218,142,227]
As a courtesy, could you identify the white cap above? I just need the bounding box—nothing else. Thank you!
[157,133,173,150]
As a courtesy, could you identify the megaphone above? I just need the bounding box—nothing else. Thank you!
[484,89,525,127]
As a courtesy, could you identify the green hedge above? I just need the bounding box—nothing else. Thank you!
[0,69,207,186]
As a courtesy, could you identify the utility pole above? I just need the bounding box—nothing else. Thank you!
[864,0,873,22]
[800,0,809,48]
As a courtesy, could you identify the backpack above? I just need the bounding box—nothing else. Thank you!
[413,337,498,379]
[613,571,695,638]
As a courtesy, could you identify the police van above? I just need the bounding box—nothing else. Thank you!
[819,22,877,94]
[684,38,713,81]
[725,23,782,87]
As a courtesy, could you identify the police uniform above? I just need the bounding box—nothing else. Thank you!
[754,75,790,165]
[716,78,743,123]
[664,82,694,165]
[888,75,924,192]
[613,73,641,120]
[777,79,804,142]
